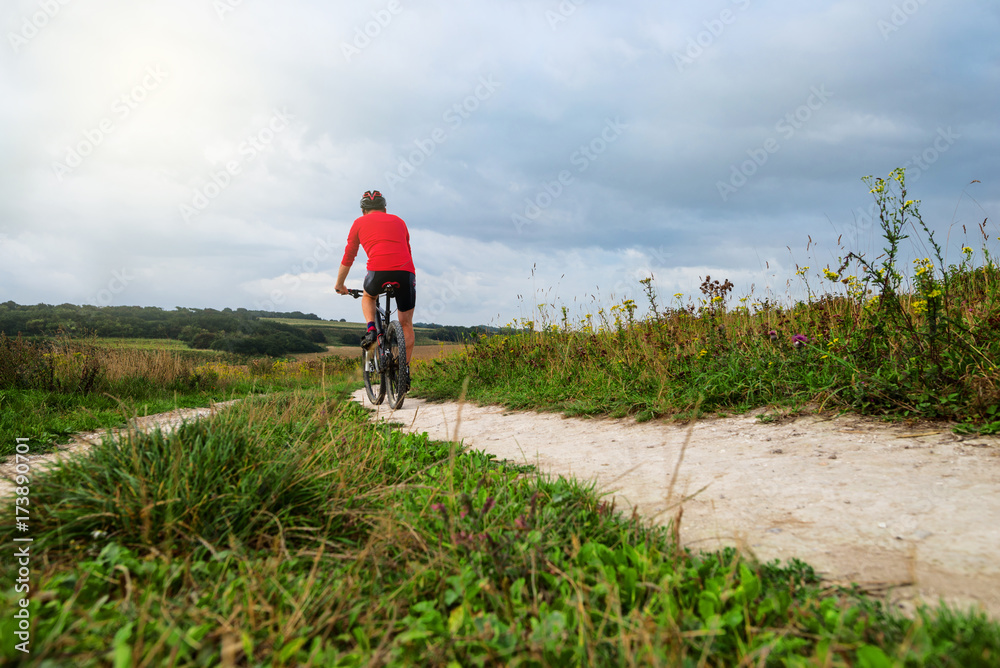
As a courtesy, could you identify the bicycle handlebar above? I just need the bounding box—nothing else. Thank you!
[344,289,364,299]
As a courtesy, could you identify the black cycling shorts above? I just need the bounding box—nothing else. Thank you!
[364,270,416,312]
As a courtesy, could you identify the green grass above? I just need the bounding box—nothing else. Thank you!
[88,337,234,362]
[0,388,243,450]
[261,318,445,347]
[87,337,210,351]
[1,387,997,665]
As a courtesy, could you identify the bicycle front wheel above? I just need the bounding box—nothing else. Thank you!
[384,320,409,410]
[362,346,386,405]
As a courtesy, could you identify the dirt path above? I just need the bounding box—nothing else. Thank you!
[0,401,238,498]
[353,389,1000,618]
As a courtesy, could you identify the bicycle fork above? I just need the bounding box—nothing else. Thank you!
[366,346,388,373]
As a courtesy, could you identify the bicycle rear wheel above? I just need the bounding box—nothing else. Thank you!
[362,346,386,405]
[385,320,409,410]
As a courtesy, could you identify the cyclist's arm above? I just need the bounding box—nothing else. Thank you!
[337,220,362,294]
[342,219,362,266]
[335,263,351,294]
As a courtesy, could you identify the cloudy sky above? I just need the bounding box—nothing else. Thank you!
[1,0,997,326]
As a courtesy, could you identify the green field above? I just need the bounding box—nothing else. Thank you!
[87,337,221,352]
[262,317,453,347]
[0,334,358,455]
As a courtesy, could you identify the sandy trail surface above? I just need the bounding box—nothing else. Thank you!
[0,401,238,498]
[353,389,1000,618]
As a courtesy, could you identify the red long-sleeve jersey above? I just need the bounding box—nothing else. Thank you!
[341,211,416,273]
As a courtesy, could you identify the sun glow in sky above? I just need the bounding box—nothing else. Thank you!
[2,0,998,325]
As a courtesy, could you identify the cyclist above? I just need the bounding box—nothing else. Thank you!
[335,190,416,365]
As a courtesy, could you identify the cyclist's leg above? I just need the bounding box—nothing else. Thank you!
[392,271,416,364]
[361,292,377,324]
[361,271,381,329]
[397,307,415,364]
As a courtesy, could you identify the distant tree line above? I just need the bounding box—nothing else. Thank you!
[0,302,324,357]
[414,323,498,342]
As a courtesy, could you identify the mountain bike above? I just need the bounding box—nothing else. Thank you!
[345,284,409,409]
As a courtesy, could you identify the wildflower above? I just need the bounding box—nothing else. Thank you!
[698,349,708,358]
[673,293,683,299]
[792,334,809,349]
[925,289,942,299]
[768,330,778,341]
[823,268,840,281]
[963,246,974,255]
[912,300,928,314]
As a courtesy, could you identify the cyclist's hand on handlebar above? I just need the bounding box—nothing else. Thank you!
[335,284,349,295]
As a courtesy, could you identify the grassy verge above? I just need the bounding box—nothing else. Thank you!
[413,170,1000,430]
[2,387,997,665]
[0,334,359,456]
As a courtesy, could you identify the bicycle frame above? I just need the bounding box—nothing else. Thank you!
[371,290,394,340]
[346,283,408,408]
[365,285,398,374]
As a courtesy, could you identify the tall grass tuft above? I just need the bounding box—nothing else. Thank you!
[19,392,385,555]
